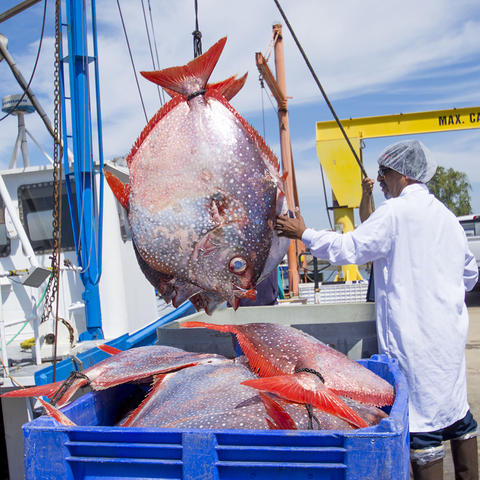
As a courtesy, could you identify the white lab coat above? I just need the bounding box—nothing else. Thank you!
[302,183,478,432]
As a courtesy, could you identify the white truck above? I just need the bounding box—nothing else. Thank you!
[458,214,480,289]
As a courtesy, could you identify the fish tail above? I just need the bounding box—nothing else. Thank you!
[163,72,248,101]
[209,72,248,101]
[242,375,369,429]
[37,398,77,426]
[105,171,130,209]
[259,392,297,430]
[140,37,227,97]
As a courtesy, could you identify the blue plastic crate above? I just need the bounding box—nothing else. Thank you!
[23,354,409,479]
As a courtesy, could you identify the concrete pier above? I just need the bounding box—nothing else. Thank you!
[443,291,480,478]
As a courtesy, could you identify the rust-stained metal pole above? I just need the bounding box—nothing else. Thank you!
[272,24,300,297]
[255,25,301,297]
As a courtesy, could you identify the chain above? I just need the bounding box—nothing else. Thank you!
[42,0,64,381]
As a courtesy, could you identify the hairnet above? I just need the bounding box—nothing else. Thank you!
[377,140,437,183]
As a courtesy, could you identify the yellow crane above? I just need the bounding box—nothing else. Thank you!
[316,106,480,281]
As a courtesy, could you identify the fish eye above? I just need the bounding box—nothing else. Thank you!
[229,256,247,274]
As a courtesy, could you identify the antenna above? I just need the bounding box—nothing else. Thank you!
[2,93,35,168]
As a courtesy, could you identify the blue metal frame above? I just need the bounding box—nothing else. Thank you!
[34,301,197,386]
[62,0,104,340]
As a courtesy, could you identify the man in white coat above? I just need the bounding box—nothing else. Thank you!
[276,140,479,480]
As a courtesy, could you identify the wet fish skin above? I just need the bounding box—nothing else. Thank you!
[181,322,395,428]
[122,362,281,430]
[1,345,229,407]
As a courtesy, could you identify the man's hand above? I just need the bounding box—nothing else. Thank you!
[275,208,306,240]
[362,177,374,196]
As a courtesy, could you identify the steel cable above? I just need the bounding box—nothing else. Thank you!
[272,0,367,178]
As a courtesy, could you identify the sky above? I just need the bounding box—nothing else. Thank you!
[0,0,479,230]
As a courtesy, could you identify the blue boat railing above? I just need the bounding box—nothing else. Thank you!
[34,301,197,386]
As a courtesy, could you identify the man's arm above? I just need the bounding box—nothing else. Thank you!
[359,177,374,222]
[464,244,479,292]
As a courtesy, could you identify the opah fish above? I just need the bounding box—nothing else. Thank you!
[121,362,293,430]
[1,345,229,407]
[105,37,288,311]
[181,322,395,428]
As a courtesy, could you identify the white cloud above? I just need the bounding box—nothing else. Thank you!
[0,0,479,222]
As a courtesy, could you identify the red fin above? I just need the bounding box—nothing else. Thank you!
[121,376,165,427]
[180,321,236,332]
[259,392,297,430]
[1,381,64,399]
[181,322,284,378]
[140,37,227,96]
[266,418,276,429]
[105,171,130,209]
[38,398,77,426]
[163,73,248,101]
[208,73,248,101]
[242,375,369,429]
[1,377,87,408]
[162,86,179,99]
[241,289,257,300]
[97,344,122,356]
[232,296,240,310]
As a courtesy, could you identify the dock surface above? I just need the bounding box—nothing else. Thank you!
[443,290,480,478]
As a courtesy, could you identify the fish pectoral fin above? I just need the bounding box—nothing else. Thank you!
[140,37,227,97]
[38,398,77,426]
[258,392,297,430]
[104,170,130,209]
[242,374,369,429]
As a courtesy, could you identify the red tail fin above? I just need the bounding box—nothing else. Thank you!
[38,398,77,426]
[105,171,130,209]
[242,374,369,429]
[209,73,248,101]
[163,72,248,101]
[140,37,227,97]
[259,392,297,430]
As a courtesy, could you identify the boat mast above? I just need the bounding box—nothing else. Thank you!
[62,0,104,340]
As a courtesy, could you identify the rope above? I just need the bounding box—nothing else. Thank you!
[305,403,321,430]
[192,0,202,58]
[0,0,47,123]
[295,366,325,383]
[272,0,367,178]
[147,0,165,105]
[319,163,333,229]
[116,0,148,123]
[259,75,266,139]
[140,0,163,106]
[50,371,91,406]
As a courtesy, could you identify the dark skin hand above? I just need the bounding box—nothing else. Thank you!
[275,208,306,240]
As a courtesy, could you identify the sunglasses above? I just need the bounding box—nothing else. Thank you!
[378,166,393,177]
